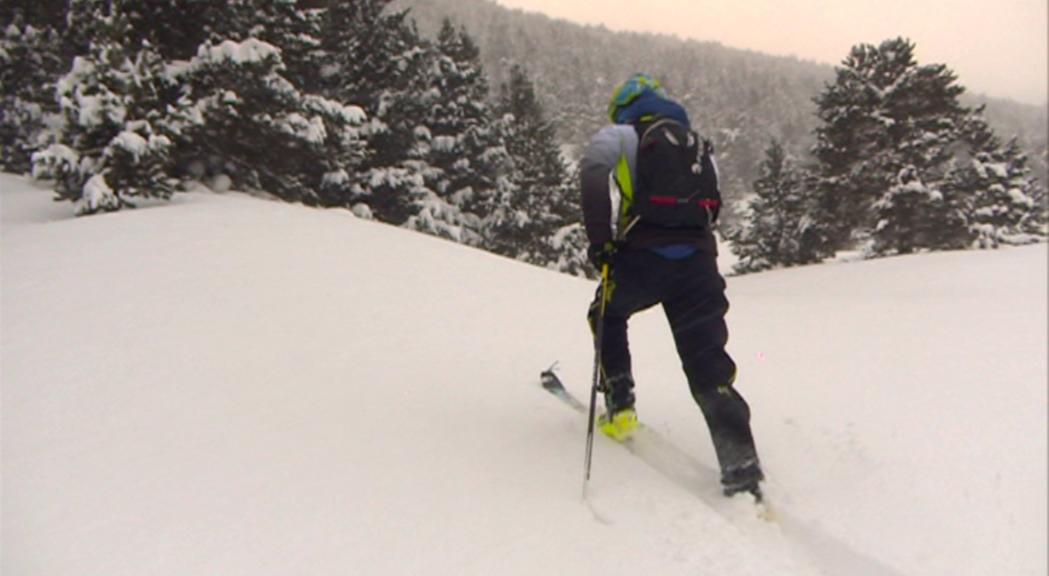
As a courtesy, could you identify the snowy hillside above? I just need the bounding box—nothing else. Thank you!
[3,174,1046,576]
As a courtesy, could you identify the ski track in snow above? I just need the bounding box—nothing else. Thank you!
[542,375,909,576]
[625,427,907,576]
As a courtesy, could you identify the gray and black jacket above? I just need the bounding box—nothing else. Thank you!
[579,124,718,255]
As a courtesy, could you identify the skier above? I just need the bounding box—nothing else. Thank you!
[579,74,764,497]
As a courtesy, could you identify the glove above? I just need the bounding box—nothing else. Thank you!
[587,241,617,270]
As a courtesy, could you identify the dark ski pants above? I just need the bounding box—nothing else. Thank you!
[588,248,760,473]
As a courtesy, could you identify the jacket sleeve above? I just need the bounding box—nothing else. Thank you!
[579,126,629,247]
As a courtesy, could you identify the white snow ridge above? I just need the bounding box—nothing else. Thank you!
[2,173,1046,575]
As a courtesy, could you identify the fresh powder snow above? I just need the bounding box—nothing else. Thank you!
[2,173,1046,575]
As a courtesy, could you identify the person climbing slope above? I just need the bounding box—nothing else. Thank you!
[580,73,764,498]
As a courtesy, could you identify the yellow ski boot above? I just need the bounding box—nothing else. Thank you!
[598,408,638,442]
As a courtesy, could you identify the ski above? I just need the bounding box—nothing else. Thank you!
[541,366,587,412]
[540,367,775,521]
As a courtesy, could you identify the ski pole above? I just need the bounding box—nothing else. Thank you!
[583,262,611,495]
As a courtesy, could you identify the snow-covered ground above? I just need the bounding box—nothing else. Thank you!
[3,173,1046,575]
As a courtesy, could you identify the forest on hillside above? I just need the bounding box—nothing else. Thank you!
[2,0,1045,276]
[398,0,1048,202]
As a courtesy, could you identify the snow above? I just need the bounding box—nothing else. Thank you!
[987,162,1009,179]
[76,92,114,128]
[55,55,128,129]
[29,143,78,180]
[322,169,351,188]
[110,130,150,158]
[303,96,366,126]
[196,38,282,67]
[351,202,373,219]
[162,59,194,82]
[278,112,327,144]
[414,125,432,140]
[2,173,1046,575]
[207,174,233,194]
[550,222,581,248]
[432,135,457,152]
[77,173,121,213]
[1008,187,1034,206]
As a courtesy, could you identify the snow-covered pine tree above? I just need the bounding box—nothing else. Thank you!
[812,37,968,254]
[60,0,105,59]
[0,16,63,173]
[729,140,827,272]
[426,19,494,185]
[488,63,577,268]
[167,36,365,206]
[108,0,323,82]
[545,161,590,276]
[871,165,960,254]
[31,6,178,215]
[110,0,339,198]
[317,0,436,225]
[226,0,325,93]
[1025,152,1049,236]
[111,1,228,61]
[985,139,1045,241]
[404,18,511,244]
[946,112,1046,247]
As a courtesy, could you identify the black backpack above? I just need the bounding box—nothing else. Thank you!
[627,118,720,232]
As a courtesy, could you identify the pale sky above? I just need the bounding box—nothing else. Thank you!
[493,0,1048,106]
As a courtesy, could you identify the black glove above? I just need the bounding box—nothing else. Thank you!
[587,241,617,270]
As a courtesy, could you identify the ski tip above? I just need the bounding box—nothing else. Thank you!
[540,368,563,391]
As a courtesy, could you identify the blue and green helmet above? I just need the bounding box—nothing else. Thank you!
[607,73,667,123]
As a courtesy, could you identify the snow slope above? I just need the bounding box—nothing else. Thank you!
[3,173,1046,575]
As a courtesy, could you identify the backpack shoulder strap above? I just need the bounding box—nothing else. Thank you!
[636,117,696,151]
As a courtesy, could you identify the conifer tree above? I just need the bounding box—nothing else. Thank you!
[730,140,827,272]
[812,37,968,252]
[427,20,505,207]
[545,162,590,276]
[27,0,356,214]
[0,17,63,173]
[871,165,958,254]
[488,63,578,268]
[318,0,435,224]
[945,112,1046,247]
[407,19,511,244]
[167,36,366,207]
[114,1,230,60]
[226,0,325,91]
[31,6,177,215]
